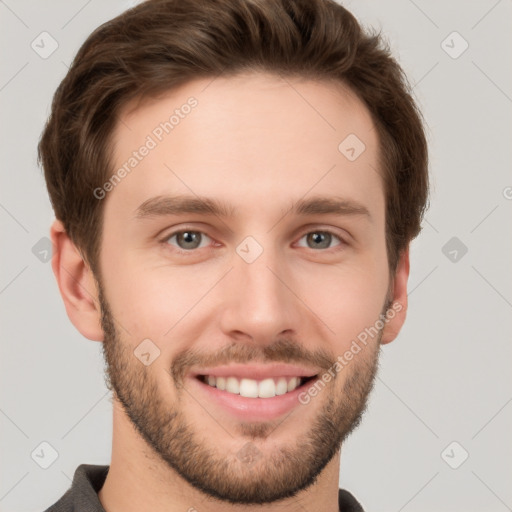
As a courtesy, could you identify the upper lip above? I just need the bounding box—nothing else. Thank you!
[189,363,320,381]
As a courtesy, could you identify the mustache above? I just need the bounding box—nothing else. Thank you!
[171,338,335,385]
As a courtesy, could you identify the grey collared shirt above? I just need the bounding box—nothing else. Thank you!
[43,464,364,512]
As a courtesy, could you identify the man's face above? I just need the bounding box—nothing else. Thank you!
[96,72,393,504]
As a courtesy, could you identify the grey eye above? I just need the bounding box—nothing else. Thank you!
[298,231,341,250]
[167,231,211,251]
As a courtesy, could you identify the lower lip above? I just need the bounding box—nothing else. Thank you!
[187,376,317,422]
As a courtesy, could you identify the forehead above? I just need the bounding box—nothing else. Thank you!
[106,72,382,224]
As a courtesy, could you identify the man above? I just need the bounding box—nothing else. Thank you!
[40,0,428,510]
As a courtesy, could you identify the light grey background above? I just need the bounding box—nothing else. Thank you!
[1,1,511,511]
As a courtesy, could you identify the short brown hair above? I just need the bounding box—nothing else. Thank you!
[39,0,428,277]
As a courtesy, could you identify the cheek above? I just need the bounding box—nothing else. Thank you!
[300,261,389,349]
[100,249,220,343]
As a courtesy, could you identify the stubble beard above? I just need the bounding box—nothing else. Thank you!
[97,281,382,505]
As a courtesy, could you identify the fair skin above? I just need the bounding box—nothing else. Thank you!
[50,72,409,512]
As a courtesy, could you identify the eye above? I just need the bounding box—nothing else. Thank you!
[296,230,344,250]
[164,230,213,252]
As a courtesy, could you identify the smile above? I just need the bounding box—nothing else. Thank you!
[197,375,316,398]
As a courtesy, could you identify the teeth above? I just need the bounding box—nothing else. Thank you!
[202,375,306,398]
[258,378,276,398]
[275,377,288,396]
[287,377,299,392]
[226,377,240,394]
[216,376,226,391]
[239,378,259,398]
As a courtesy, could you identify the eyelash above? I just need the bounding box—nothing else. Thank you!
[160,227,347,255]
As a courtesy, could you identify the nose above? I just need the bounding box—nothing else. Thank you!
[218,243,301,344]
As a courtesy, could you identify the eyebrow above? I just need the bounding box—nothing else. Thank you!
[134,194,371,222]
[134,195,236,219]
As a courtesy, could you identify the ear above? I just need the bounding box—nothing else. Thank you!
[50,219,104,341]
[380,246,410,345]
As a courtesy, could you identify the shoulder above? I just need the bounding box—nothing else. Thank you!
[42,464,109,512]
[338,487,365,512]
